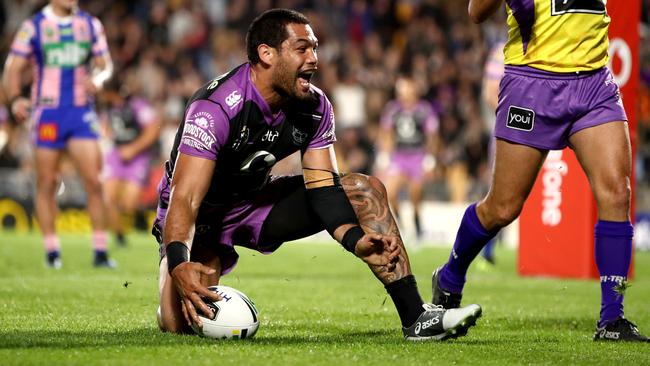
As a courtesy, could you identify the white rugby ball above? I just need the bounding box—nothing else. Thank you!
[192,285,259,340]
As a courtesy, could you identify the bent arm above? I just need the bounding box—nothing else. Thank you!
[2,55,29,102]
[90,53,113,91]
[3,55,31,121]
[89,18,113,90]
[124,118,161,156]
[163,153,215,249]
[468,0,504,23]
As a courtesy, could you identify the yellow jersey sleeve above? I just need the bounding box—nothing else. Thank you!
[503,0,610,72]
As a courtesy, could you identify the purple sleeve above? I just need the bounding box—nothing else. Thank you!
[380,101,398,130]
[0,106,8,126]
[131,98,157,127]
[178,100,230,160]
[308,96,337,149]
[421,102,439,134]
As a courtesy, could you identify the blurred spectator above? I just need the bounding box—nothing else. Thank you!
[331,63,372,173]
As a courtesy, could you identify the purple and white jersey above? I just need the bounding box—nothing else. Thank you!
[103,96,157,184]
[380,100,438,151]
[9,5,109,108]
[109,96,157,146]
[163,63,336,204]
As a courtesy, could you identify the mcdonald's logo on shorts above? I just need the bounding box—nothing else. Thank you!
[39,123,58,142]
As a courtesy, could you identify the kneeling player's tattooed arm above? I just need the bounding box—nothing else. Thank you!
[341,173,412,284]
[302,146,406,284]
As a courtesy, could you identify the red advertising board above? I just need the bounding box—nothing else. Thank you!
[518,1,640,279]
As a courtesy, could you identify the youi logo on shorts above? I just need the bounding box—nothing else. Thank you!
[506,106,535,132]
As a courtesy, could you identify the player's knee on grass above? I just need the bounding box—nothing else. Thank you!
[158,304,193,334]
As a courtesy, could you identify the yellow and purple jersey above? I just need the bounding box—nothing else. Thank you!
[9,5,109,108]
[504,0,610,72]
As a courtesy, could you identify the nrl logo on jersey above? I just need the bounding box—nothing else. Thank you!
[291,126,309,145]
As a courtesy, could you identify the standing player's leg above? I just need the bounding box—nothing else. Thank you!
[481,136,499,264]
[34,147,64,268]
[341,173,482,340]
[570,121,648,341]
[384,172,406,221]
[105,178,142,246]
[104,179,125,245]
[67,138,113,267]
[407,178,424,244]
[118,180,143,240]
[432,140,547,307]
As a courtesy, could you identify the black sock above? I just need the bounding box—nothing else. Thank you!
[414,212,422,238]
[385,275,424,327]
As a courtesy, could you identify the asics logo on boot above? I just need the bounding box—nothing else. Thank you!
[414,315,441,334]
[600,329,620,339]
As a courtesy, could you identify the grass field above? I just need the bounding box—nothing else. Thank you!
[0,232,649,365]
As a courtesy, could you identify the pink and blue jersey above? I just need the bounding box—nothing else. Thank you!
[10,5,109,108]
[10,5,109,148]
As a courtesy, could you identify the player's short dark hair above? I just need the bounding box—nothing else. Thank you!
[246,8,310,64]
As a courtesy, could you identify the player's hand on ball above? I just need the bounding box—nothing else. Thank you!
[354,233,400,271]
[170,262,222,327]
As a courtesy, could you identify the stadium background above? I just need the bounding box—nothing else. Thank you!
[1,0,650,251]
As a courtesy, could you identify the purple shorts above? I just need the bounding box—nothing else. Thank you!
[495,66,627,150]
[389,150,427,181]
[104,148,151,186]
[32,106,100,149]
[153,175,298,275]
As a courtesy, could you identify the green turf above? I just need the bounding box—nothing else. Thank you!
[0,232,648,365]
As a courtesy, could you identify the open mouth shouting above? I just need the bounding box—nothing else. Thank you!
[297,69,316,92]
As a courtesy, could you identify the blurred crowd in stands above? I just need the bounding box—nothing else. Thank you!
[1,0,650,211]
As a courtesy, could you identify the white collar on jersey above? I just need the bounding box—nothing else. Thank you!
[43,4,78,25]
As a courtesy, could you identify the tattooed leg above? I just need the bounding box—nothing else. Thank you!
[342,173,412,284]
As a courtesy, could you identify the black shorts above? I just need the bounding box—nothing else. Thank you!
[157,175,325,274]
